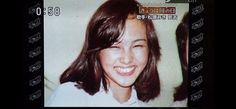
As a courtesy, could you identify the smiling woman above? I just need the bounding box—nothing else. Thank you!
[99,19,150,103]
[47,0,161,107]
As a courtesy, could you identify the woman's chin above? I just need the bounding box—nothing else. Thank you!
[116,79,135,88]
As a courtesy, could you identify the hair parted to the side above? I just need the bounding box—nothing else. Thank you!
[60,0,161,102]
[174,12,189,101]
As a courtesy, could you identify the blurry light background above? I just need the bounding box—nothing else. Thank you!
[44,0,188,107]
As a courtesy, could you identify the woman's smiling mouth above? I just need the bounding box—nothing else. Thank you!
[114,66,136,76]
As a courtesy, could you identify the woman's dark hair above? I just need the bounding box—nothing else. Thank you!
[174,12,189,101]
[60,0,161,102]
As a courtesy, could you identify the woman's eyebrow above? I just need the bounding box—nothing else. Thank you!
[132,39,147,43]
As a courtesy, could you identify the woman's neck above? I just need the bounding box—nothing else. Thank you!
[107,79,132,103]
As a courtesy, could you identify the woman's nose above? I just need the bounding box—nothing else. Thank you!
[120,48,133,64]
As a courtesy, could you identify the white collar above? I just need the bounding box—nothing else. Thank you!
[98,83,138,106]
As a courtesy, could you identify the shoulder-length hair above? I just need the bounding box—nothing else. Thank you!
[174,12,189,101]
[60,0,161,102]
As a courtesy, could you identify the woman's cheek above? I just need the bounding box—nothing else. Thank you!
[132,48,149,64]
[100,49,121,65]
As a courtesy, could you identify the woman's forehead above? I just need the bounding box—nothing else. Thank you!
[122,19,147,40]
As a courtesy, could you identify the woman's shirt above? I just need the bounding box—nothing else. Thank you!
[47,82,148,107]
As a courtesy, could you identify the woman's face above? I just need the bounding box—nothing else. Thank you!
[99,19,149,88]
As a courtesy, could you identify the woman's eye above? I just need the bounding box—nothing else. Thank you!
[109,45,120,48]
[133,45,144,48]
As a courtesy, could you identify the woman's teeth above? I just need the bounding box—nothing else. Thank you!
[115,66,135,73]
